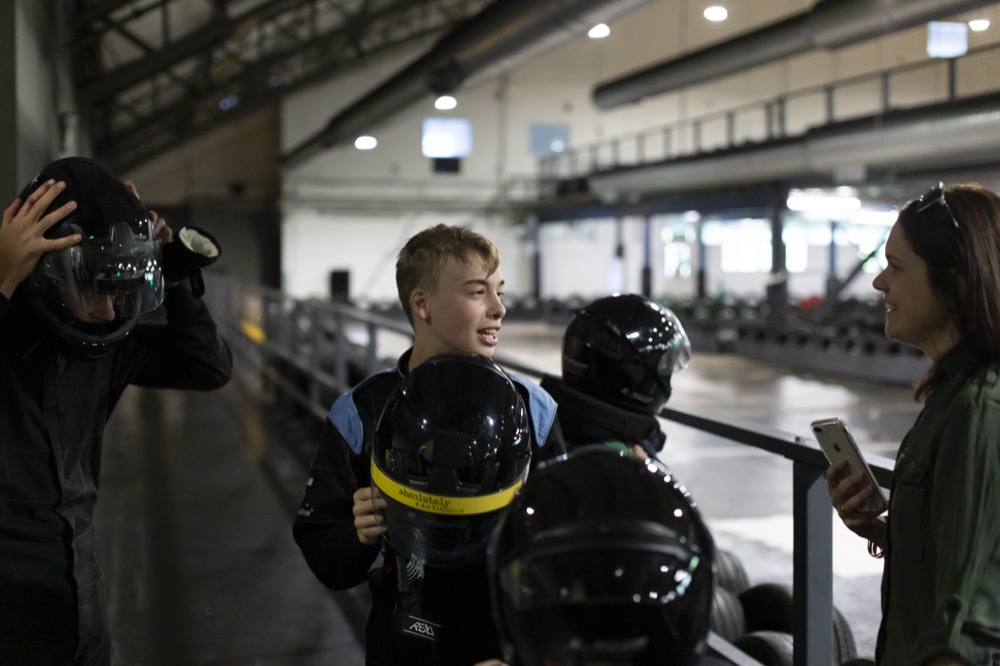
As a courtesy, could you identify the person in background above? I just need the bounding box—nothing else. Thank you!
[485,446,726,666]
[292,223,566,665]
[0,157,232,664]
[828,182,1000,666]
[540,293,691,456]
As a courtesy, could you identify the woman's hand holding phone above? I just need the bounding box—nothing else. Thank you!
[813,417,888,548]
[826,459,887,544]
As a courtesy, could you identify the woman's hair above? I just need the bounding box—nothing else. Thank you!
[395,224,500,325]
[897,182,1000,397]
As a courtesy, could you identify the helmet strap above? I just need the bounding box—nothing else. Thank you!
[391,553,442,642]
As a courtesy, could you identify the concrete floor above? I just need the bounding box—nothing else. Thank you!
[96,320,922,664]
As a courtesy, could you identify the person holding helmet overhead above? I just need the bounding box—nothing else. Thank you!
[486,446,728,666]
[293,224,565,666]
[540,293,692,456]
[0,157,232,664]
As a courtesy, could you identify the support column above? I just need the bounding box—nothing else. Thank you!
[766,183,789,330]
[641,214,652,298]
[0,1,16,195]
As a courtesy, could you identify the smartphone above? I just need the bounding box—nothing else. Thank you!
[810,417,888,514]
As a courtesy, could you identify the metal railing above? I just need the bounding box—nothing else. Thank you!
[538,41,1000,187]
[205,275,894,666]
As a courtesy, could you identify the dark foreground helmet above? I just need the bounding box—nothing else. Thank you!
[563,294,691,415]
[18,157,164,353]
[488,447,714,666]
[372,355,531,567]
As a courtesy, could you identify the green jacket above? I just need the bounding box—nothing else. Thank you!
[878,350,1000,665]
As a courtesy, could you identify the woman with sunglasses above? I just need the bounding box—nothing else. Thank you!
[828,182,1000,666]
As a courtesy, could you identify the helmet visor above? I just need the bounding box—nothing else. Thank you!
[34,221,165,320]
[495,542,710,665]
[496,535,705,612]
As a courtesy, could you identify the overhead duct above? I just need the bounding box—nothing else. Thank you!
[280,0,654,169]
[593,0,996,110]
[587,92,1000,202]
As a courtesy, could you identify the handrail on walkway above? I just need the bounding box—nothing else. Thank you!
[205,275,894,666]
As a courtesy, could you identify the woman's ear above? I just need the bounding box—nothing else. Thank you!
[953,269,966,298]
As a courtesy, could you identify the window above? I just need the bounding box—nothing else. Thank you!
[704,219,773,274]
[530,123,570,155]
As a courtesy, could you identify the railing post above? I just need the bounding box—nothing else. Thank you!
[948,57,958,101]
[792,459,834,666]
[309,304,322,411]
[366,321,379,375]
[334,309,348,389]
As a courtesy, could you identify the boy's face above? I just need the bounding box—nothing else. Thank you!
[411,254,505,362]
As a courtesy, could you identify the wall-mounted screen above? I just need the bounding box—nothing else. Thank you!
[927,21,968,58]
[422,117,473,158]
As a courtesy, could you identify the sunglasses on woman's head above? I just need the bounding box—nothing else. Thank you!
[916,182,960,229]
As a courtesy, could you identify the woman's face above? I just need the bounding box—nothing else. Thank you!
[872,223,959,361]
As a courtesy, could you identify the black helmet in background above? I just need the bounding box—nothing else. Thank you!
[562,294,691,415]
[488,447,714,666]
[17,157,164,353]
[372,354,531,567]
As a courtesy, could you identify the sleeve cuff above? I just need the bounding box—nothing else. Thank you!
[163,279,203,320]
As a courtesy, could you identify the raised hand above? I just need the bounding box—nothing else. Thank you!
[0,180,81,299]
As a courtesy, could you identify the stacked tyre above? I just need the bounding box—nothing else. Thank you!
[709,549,859,665]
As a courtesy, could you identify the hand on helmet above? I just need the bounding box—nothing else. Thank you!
[353,486,388,545]
[0,180,81,299]
[125,180,221,292]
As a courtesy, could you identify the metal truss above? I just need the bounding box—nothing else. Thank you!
[71,0,493,171]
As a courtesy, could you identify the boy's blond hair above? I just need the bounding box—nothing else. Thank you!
[396,224,500,325]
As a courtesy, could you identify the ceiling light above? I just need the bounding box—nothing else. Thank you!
[588,23,611,39]
[969,18,990,32]
[786,189,861,213]
[354,136,377,150]
[435,95,457,110]
[704,6,728,22]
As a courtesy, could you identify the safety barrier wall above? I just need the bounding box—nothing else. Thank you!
[204,275,894,666]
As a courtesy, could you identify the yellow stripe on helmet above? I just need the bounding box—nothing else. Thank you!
[371,460,523,516]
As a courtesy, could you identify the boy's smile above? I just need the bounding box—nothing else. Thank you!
[409,255,506,367]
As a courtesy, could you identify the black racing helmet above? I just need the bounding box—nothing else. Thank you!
[488,447,714,666]
[18,157,164,353]
[372,354,532,567]
[562,294,691,415]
